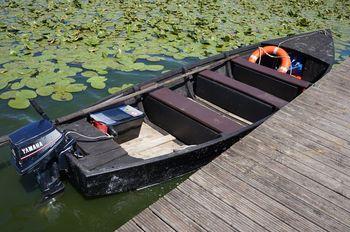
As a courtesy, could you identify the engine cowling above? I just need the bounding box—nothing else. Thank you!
[9,119,74,200]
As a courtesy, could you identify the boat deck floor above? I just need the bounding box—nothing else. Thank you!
[121,123,186,159]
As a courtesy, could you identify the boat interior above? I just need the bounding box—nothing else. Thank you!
[59,44,331,173]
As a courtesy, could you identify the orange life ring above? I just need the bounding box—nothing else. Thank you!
[248,46,291,74]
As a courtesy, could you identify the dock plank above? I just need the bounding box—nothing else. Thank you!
[259,122,350,175]
[132,208,175,232]
[199,165,323,231]
[214,154,349,232]
[149,198,205,232]
[165,188,237,232]
[233,138,350,213]
[222,152,350,227]
[116,220,143,232]
[178,180,268,232]
[117,58,350,231]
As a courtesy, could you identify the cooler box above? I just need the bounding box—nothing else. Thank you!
[90,105,144,143]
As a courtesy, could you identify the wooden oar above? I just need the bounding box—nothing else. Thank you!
[0,54,238,147]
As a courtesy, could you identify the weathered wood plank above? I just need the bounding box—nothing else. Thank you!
[213,154,350,232]
[233,139,350,213]
[116,220,143,232]
[132,208,175,232]
[273,114,350,165]
[260,121,350,175]
[276,110,350,158]
[199,165,324,231]
[178,179,268,232]
[281,104,350,143]
[242,134,350,199]
[165,188,237,232]
[149,198,205,232]
[287,99,350,131]
[294,92,350,121]
[189,171,298,232]
[222,152,350,227]
[251,128,350,187]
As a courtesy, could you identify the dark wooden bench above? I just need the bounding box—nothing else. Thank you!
[196,70,288,122]
[143,88,244,144]
[231,57,311,101]
[199,70,288,109]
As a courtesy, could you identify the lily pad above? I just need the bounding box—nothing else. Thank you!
[51,92,73,101]
[11,82,25,90]
[8,97,30,109]
[108,87,122,94]
[90,81,106,89]
[0,82,8,90]
[108,83,134,94]
[146,56,164,62]
[0,91,17,100]
[19,90,37,99]
[145,64,164,71]
[81,71,98,78]
[36,86,55,96]
[65,84,87,93]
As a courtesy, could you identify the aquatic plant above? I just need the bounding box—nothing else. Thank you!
[0,0,349,108]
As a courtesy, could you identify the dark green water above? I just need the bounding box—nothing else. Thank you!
[0,39,349,232]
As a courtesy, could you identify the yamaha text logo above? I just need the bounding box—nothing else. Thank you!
[21,142,43,155]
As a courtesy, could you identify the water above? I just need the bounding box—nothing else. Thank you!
[0,40,349,232]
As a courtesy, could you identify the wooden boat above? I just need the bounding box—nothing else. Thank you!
[4,30,334,198]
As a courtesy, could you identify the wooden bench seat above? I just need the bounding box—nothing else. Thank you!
[231,57,311,101]
[196,70,288,122]
[143,88,244,144]
[199,70,288,109]
[149,88,243,134]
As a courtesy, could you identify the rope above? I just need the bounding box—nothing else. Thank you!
[64,131,113,141]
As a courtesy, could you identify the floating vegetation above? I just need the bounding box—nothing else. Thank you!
[108,83,134,94]
[0,0,349,109]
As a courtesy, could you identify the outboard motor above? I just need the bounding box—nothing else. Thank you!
[8,101,75,200]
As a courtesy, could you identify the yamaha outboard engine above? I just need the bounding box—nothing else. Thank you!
[8,101,75,200]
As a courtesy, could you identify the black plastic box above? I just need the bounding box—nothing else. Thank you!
[90,105,144,143]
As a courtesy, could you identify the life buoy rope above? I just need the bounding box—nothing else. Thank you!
[248,45,291,74]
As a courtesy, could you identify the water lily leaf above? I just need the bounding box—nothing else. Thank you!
[145,64,164,71]
[19,90,37,99]
[96,69,108,75]
[87,76,107,83]
[25,78,47,89]
[0,91,17,100]
[108,87,122,94]
[81,71,98,78]
[11,82,25,90]
[65,83,87,92]
[121,83,134,89]
[90,81,106,89]
[146,56,164,62]
[108,83,133,94]
[51,92,73,101]
[131,62,146,71]
[0,82,8,90]
[36,86,55,96]
[8,97,30,109]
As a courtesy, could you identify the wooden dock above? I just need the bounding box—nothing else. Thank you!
[117,58,350,232]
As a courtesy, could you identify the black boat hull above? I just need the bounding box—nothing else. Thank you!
[65,117,262,197]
